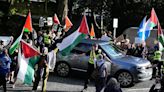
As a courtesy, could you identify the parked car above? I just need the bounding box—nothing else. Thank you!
[0,36,12,46]
[55,39,152,87]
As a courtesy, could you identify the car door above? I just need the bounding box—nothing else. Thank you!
[69,49,84,70]
[70,43,91,71]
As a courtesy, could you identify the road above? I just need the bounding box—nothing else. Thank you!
[1,71,156,92]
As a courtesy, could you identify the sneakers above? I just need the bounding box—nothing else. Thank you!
[81,89,87,92]
[6,80,10,83]
[32,90,36,92]
[9,81,14,84]
[37,85,41,89]
[12,84,15,88]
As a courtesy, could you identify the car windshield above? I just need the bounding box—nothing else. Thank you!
[101,44,124,59]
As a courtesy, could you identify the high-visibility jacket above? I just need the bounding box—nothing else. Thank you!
[153,50,162,61]
[89,50,96,64]
[88,50,101,64]
[44,34,51,45]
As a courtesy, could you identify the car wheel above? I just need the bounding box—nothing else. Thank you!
[56,62,70,77]
[117,71,133,87]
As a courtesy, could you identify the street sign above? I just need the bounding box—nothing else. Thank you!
[113,18,118,28]
[113,18,118,39]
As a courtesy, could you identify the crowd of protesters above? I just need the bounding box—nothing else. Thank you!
[0,27,164,92]
[0,25,66,92]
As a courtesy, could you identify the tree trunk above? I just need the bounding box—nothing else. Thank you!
[45,0,48,14]
[57,0,68,25]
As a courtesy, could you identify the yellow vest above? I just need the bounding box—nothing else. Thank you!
[153,51,162,61]
[89,50,96,64]
[44,34,51,45]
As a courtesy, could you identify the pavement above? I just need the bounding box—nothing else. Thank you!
[0,72,157,92]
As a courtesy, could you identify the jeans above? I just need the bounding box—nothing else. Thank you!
[0,75,6,92]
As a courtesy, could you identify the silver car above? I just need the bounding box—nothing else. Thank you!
[55,39,152,87]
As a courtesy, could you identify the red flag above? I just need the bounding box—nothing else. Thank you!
[150,8,158,26]
[53,14,60,24]
[24,11,33,32]
[21,40,40,58]
[90,23,95,38]
[78,15,89,34]
[65,16,73,32]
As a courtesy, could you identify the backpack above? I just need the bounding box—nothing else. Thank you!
[91,62,104,80]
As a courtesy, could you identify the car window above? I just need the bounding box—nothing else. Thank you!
[71,49,84,54]
[101,44,124,59]
[71,43,92,56]
[0,36,12,46]
[74,43,92,52]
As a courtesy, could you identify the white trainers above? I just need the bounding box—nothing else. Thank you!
[37,85,41,89]
[81,88,87,92]
[12,84,15,88]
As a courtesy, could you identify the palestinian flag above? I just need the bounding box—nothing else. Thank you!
[53,14,60,24]
[57,15,89,55]
[52,14,60,32]
[90,23,95,39]
[17,40,40,85]
[9,11,32,55]
[150,8,158,29]
[157,22,164,51]
[24,11,33,32]
[9,31,23,55]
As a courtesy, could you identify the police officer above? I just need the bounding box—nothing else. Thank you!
[152,46,162,78]
[82,44,99,91]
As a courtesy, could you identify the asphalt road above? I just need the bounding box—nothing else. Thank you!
[0,71,156,92]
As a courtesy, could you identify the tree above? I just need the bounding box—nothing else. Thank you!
[56,0,68,24]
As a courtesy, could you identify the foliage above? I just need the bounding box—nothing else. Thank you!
[9,8,17,15]
[71,0,164,36]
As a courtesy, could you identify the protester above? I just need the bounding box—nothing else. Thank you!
[104,77,123,92]
[32,47,49,92]
[141,42,148,59]
[107,31,113,39]
[94,54,107,92]
[43,31,51,49]
[100,31,111,41]
[0,36,13,51]
[10,50,19,88]
[8,50,18,83]
[37,31,44,53]
[22,33,29,42]
[149,76,164,92]
[134,43,144,57]
[0,49,12,92]
[126,43,136,55]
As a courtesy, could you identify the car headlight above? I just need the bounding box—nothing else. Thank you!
[136,66,145,71]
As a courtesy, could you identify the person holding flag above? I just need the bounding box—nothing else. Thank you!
[32,47,49,92]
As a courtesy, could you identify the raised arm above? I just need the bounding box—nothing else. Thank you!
[4,36,14,49]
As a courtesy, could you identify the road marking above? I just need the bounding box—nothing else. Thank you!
[125,88,150,91]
